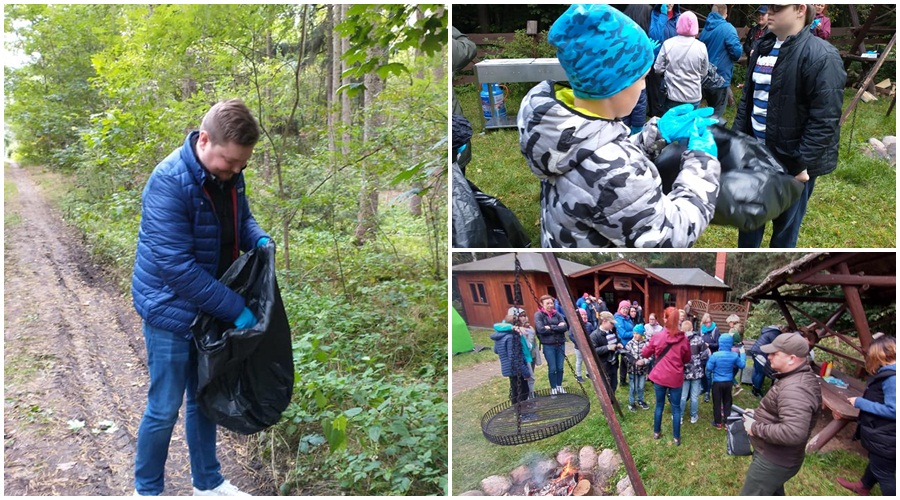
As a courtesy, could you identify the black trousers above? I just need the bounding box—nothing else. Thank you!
[862,451,896,495]
[712,381,733,425]
[619,353,628,385]
[600,361,619,395]
[508,375,529,405]
[740,451,802,495]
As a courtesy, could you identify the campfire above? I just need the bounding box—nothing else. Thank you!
[524,460,592,496]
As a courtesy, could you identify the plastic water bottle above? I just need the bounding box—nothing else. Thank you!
[480,83,507,120]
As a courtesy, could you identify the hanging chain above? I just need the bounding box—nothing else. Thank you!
[515,254,542,307]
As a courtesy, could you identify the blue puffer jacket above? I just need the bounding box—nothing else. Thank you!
[132,132,269,336]
[614,313,635,346]
[699,11,743,87]
[649,4,681,56]
[706,334,746,382]
[491,322,529,377]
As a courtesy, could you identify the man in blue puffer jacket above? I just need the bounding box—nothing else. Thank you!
[131,99,270,496]
[699,4,743,121]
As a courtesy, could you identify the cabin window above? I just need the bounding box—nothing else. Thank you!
[663,292,677,308]
[469,282,488,304]
[503,283,522,305]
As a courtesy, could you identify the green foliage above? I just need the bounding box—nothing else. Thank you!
[7,4,448,495]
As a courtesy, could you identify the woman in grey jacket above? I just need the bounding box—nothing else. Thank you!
[654,11,709,112]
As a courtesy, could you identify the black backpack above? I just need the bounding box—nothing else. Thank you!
[726,410,753,456]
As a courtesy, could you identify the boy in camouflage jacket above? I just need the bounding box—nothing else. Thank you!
[518,4,721,248]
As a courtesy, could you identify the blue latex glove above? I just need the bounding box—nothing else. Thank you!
[810,19,821,30]
[257,237,270,248]
[658,105,715,143]
[234,307,258,329]
[661,4,667,15]
[687,118,719,157]
[630,125,643,136]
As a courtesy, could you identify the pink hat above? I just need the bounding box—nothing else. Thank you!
[618,300,631,311]
[583,293,590,298]
[676,11,699,37]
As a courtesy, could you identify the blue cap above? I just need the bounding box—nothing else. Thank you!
[548,4,655,100]
[757,5,768,14]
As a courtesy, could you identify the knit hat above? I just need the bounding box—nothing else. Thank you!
[548,4,655,100]
[633,324,645,336]
[676,11,699,37]
[583,293,590,299]
[618,300,631,311]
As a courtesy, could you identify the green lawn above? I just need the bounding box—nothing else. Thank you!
[451,360,875,495]
[453,327,499,371]
[456,84,896,248]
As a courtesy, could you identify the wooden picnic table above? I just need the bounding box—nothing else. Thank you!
[806,365,865,453]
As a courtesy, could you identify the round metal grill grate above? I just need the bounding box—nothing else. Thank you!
[481,387,590,446]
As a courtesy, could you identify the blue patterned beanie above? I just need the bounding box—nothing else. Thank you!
[548,4,655,100]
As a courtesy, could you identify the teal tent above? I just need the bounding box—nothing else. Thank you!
[452,307,474,354]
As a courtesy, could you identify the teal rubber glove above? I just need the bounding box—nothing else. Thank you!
[661,4,667,15]
[810,19,821,31]
[687,118,719,157]
[658,105,715,143]
[234,307,258,329]
[257,237,270,248]
[630,125,643,136]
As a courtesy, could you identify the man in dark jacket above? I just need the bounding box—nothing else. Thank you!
[699,5,743,121]
[740,333,822,495]
[732,3,846,248]
[743,6,769,58]
[132,99,270,496]
[749,325,789,397]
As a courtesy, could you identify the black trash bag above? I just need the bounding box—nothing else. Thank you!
[451,162,531,248]
[191,243,294,435]
[654,125,805,232]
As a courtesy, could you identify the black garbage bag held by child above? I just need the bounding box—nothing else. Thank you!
[655,125,805,232]
[451,162,532,248]
[191,242,294,435]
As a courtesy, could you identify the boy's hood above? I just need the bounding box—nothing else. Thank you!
[718,334,733,351]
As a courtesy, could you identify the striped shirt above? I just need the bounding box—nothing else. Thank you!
[750,39,784,141]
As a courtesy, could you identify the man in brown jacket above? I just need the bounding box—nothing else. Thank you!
[740,333,821,495]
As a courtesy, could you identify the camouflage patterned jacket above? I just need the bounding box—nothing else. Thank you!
[517,80,721,248]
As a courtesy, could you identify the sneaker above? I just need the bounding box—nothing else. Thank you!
[637,401,650,410]
[557,386,567,394]
[629,404,637,412]
[653,432,662,440]
[703,394,710,403]
[550,387,558,395]
[680,417,684,425]
[733,386,743,396]
[711,421,723,429]
[193,480,250,496]
[836,477,870,496]
[690,415,699,424]
[751,388,762,398]
[576,376,585,384]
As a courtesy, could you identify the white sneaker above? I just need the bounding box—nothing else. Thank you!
[550,387,558,395]
[690,415,699,424]
[193,479,250,496]
[557,386,567,394]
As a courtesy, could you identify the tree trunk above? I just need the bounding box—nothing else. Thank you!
[354,41,385,245]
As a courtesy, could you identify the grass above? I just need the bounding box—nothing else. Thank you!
[452,327,499,371]
[451,358,875,495]
[456,84,896,248]
[4,163,21,228]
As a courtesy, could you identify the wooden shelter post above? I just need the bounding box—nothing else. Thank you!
[543,254,646,496]
[772,290,798,330]
[836,262,874,351]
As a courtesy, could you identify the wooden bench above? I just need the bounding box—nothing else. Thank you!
[806,364,865,453]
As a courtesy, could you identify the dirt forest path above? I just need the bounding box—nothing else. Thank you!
[3,164,269,495]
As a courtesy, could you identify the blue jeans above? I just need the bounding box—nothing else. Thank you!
[629,373,647,404]
[738,177,817,248]
[574,348,584,378]
[653,383,684,440]
[543,344,565,388]
[681,378,703,420]
[135,322,223,495]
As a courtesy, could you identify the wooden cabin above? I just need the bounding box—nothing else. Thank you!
[454,254,731,328]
